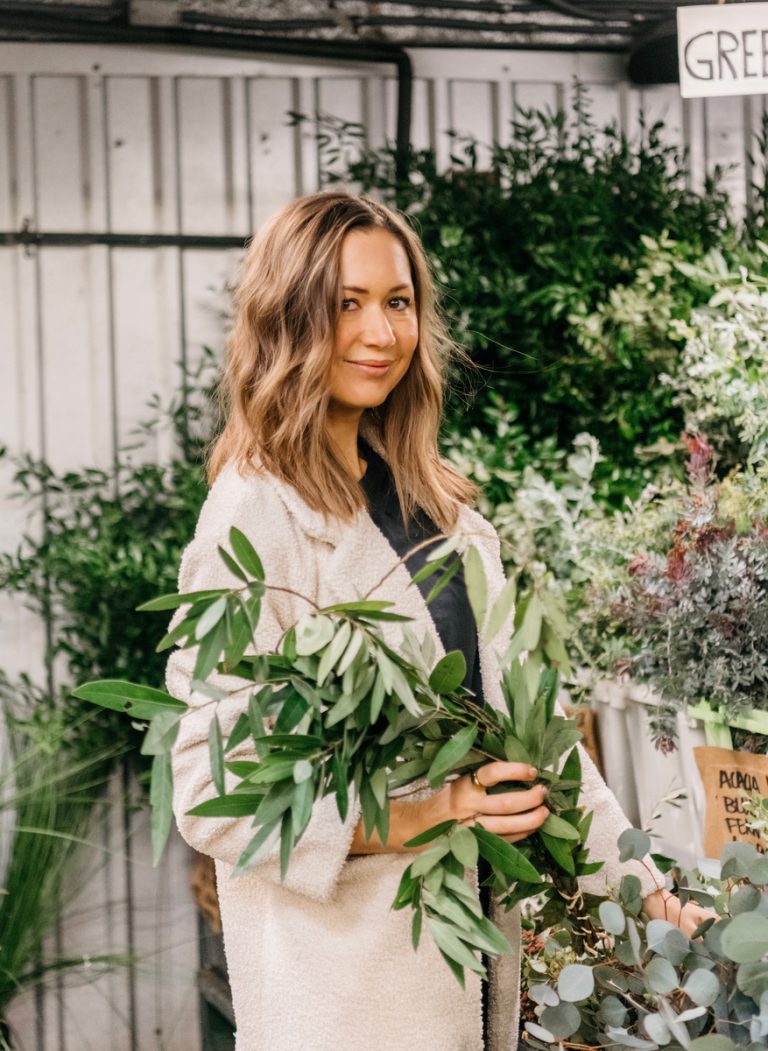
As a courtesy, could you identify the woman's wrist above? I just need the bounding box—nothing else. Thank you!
[349,793,445,855]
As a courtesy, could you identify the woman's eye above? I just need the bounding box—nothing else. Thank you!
[340,298,358,312]
[389,296,412,310]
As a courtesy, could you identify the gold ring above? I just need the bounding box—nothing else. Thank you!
[471,769,484,791]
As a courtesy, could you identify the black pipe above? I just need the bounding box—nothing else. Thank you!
[0,230,252,248]
[0,17,413,186]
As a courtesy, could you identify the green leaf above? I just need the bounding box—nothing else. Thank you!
[187,793,263,817]
[209,714,225,796]
[72,680,187,720]
[233,821,280,875]
[333,754,349,822]
[721,912,768,963]
[225,712,250,753]
[425,557,461,605]
[410,841,451,878]
[193,617,227,681]
[217,545,249,583]
[229,526,265,579]
[248,691,268,758]
[149,751,173,866]
[506,593,543,661]
[541,813,580,841]
[252,779,295,827]
[427,917,485,977]
[141,710,181,756]
[463,545,487,629]
[316,620,352,686]
[336,628,365,677]
[411,908,423,950]
[291,777,314,840]
[274,691,310,734]
[427,724,478,786]
[222,605,253,673]
[473,825,540,883]
[292,759,313,784]
[485,574,517,644]
[429,651,467,694]
[320,599,394,613]
[540,831,576,875]
[448,824,479,868]
[502,735,531,764]
[410,553,449,586]
[201,596,228,649]
[404,820,457,849]
[279,811,293,880]
[137,588,228,612]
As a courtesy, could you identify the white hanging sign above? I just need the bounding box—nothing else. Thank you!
[678,2,768,98]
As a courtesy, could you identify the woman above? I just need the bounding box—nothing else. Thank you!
[166,191,710,1051]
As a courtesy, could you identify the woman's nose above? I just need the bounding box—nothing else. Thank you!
[361,308,396,348]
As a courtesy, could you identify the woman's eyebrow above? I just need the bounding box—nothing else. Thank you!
[342,284,412,294]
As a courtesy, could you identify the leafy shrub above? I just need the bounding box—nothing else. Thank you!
[316,87,735,483]
[662,245,768,468]
[578,436,768,750]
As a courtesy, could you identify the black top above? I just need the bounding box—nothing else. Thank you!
[358,439,484,706]
[359,438,491,1046]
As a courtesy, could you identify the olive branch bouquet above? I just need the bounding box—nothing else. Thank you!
[74,528,603,985]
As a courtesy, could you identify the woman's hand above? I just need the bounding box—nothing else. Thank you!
[642,888,718,939]
[441,761,549,844]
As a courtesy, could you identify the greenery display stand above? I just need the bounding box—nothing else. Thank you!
[687,701,768,749]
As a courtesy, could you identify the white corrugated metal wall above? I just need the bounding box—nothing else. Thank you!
[0,40,764,1051]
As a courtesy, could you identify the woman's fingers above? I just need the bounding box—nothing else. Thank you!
[477,783,547,817]
[475,761,538,789]
[472,805,549,840]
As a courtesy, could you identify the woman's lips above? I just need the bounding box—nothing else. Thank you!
[346,360,394,377]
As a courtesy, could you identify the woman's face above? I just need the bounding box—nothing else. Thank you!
[328,227,418,416]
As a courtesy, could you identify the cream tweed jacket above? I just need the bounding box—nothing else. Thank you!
[166,451,664,1051]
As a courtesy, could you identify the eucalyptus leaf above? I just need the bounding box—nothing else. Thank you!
[618,828,652,862]
[540,1001,580,1040]
[644,956,679,994]
[599,900,627,936]
[721,913,768,964]
[558,963,595,1002]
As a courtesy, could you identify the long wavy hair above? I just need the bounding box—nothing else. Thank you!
[207,191,476,531]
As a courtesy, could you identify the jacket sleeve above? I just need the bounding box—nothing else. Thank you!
[569,724,665,898]
[166,466,362,903]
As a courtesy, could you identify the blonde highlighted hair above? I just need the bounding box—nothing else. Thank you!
[207,191,476,531]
